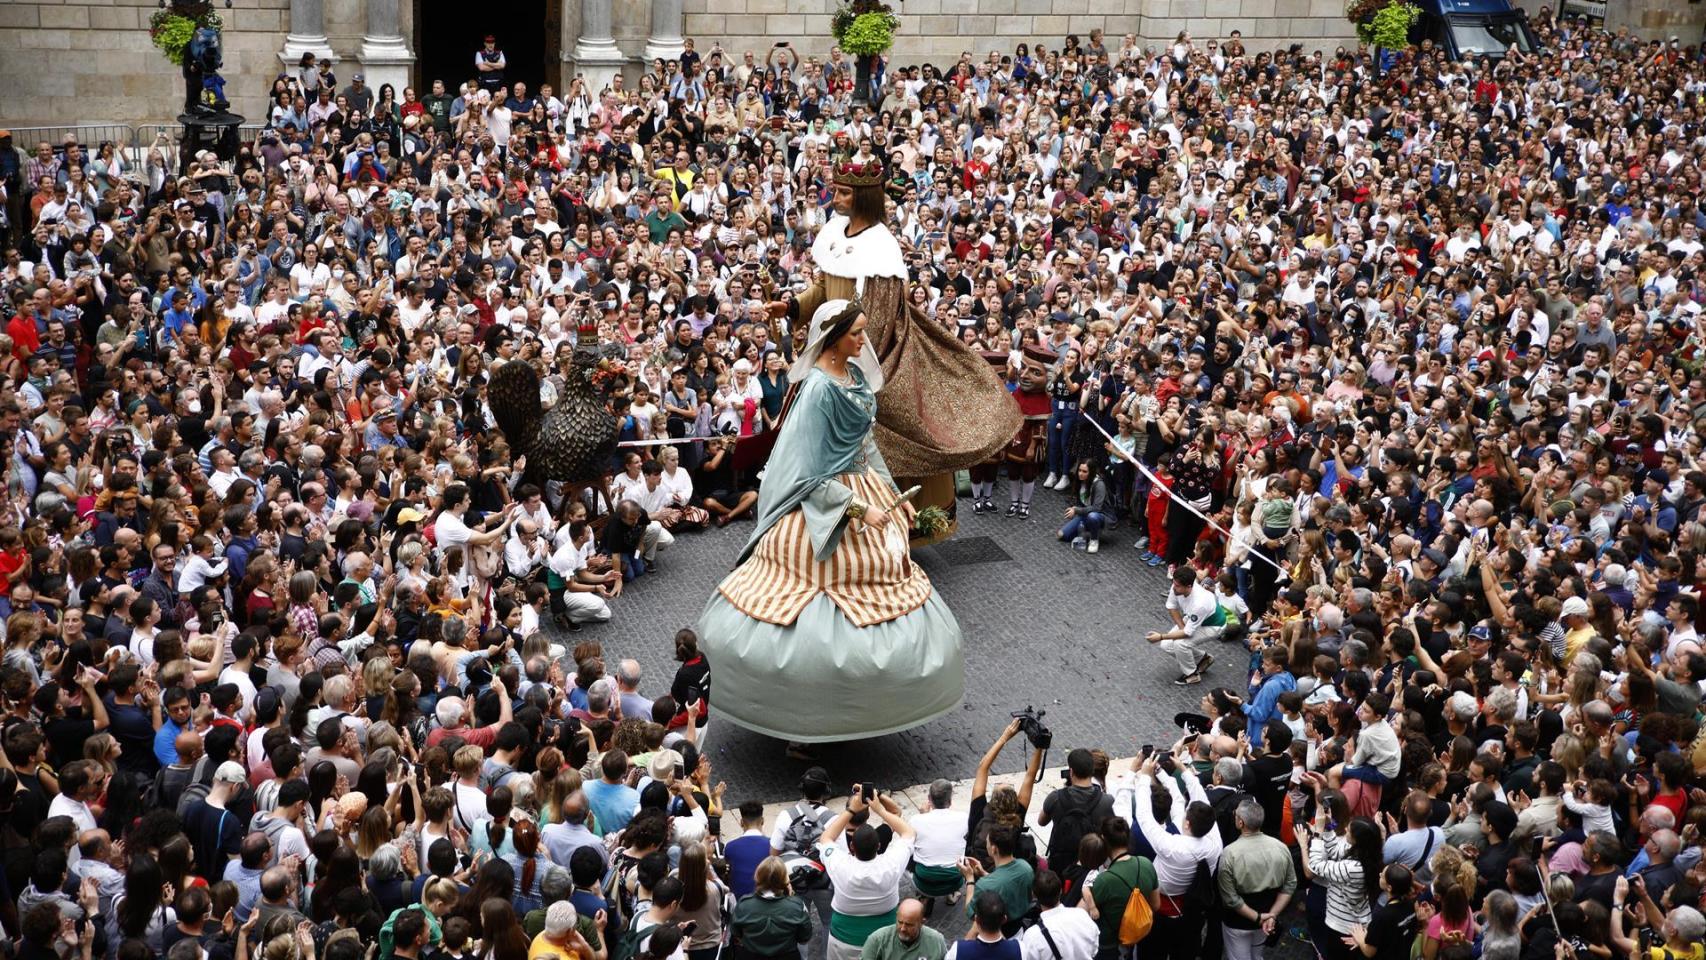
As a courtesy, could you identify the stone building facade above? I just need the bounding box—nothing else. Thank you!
[1,0,1703,128]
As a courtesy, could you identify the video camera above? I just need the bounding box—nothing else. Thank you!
[1010,705,1052,751]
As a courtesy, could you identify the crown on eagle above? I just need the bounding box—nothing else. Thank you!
[832,157,885,188]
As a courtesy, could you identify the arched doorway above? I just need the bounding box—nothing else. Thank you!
[413,0,562,95]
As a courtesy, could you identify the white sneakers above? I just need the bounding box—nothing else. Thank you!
[1087,539,1100,554]
[1043,472,1059,487]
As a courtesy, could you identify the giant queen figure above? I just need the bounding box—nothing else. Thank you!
[695,158,1019,746]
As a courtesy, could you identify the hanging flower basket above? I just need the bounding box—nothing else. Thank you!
[832,0,900,56]
[148,8,222,66]
[1345,0,1418,50]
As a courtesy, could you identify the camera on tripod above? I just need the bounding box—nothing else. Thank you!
[1010,706,1052,750]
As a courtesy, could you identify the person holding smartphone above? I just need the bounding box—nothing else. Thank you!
[818,785,918,960]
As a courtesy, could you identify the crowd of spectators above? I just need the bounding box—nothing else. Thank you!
[1,7,1706,960]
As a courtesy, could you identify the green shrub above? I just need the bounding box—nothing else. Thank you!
[148,9,222,66]
[840,11,898,56]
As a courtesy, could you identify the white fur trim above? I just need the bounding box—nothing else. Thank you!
[810,215,908,284]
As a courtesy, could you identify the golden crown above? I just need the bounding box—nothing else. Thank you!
[832,158,886,188]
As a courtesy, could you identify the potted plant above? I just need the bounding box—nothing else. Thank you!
[832,0,900,102]
[148,2,222,66]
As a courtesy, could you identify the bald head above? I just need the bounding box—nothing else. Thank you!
[563,791,588,825]
[895,899,926,943]
[176,729,203,763]
[260,866,294,903]
[77,829,112,861]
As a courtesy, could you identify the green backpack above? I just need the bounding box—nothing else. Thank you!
[609,919,659,960]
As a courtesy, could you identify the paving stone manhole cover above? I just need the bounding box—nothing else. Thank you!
[927,535,1012,566]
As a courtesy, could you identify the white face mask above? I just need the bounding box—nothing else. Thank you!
[186,399,203,414]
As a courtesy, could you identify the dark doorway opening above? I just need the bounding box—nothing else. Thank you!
[415,0,559,97]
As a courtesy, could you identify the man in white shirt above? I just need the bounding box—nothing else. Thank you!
[1117,753,1223,957]
[547,520,615,628]
[1018,872,1099,960]
[820,788,917,960]
[504,518,551,581]
[217,632,262,723]
[907,779,969,902]
[1147,566,1226,684]
[49,760,104,867]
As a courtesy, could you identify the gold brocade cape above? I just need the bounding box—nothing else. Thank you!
[794,218,1019,477]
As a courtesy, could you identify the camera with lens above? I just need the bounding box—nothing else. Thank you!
[1010,706,1052,750]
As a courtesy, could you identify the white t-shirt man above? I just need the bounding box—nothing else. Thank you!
[907,807,968,868]
[219,663,258,723]
[1165,583,1224,637]
[435,510,472,586]
[1018,904,1101,960]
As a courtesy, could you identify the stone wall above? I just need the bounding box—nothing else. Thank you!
[0,0,424,131]
[677,0,1358,66]
[1607,0,1706,43]
[0,0,290,127]
[23,0,1706,132]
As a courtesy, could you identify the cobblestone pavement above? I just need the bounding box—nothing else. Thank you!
[544,485,1245,803]
[543,487,1312,960]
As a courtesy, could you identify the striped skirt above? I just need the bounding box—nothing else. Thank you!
[719,471,932,627]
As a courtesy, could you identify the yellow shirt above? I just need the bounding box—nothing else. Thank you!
[1562,624,1596,666]
[654,167,695,210]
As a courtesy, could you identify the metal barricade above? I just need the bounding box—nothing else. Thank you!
[134,122,267,175]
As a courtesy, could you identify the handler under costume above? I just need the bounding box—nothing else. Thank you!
[697,300,965,744]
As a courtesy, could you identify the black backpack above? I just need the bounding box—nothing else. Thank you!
[1185,858,1218,911]
[777,801,834,890]
[1047,785,1103,862]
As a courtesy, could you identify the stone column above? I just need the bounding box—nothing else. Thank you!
[574,0,628,93]
[279,0,334,70]
[360,0,416,97]
[643,0,685,62]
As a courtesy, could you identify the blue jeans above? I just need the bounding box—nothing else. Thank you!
[1046,406,1078,475]
[1343,763,1389,786]
[621,553,648,581]
[1060,511,1106,541]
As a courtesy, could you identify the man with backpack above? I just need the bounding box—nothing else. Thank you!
[612,874,684,960]
[1214,799,1295,960]
[182,761,248,881]
[769,767,837,930]
[1086,819,1156,960]
[248,779,312,868]
[1038,749,1113,871]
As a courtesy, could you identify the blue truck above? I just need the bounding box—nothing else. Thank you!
[1410,0,1542,60]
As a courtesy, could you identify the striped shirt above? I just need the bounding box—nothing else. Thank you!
[1307,833,1372,934]
[720,471,930,628]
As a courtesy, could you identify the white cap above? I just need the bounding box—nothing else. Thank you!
[1560,596,1590,618]
[214,761,247,784]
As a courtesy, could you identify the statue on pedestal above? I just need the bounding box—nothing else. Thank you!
[185,23,231,115]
